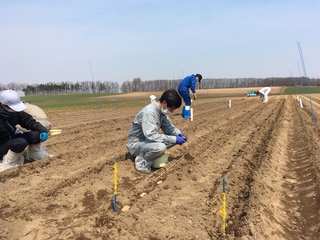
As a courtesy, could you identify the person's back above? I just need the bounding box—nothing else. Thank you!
[178,75,196,92]
[127,102,159,145]
[257,87,271,103]
[16,102,51,132]
[259,87,271,94]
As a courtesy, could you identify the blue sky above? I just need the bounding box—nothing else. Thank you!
[1,0,319,85]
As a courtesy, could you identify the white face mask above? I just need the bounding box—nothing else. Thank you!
[161,104,171,115]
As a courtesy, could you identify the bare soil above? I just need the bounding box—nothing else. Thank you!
[0,88,319,240]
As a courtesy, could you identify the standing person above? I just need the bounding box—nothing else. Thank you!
[255,87,271,103]
[126,89,187,174]
[0,90,49,171]
[178,73,202,118]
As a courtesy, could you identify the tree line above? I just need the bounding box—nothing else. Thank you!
[120,77,320,93]
[1,77,319,95]
[1,81,120,95]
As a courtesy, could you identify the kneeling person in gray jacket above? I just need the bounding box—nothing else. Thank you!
[126,89,187,174]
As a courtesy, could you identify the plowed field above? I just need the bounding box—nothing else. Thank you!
[1,88,319,240]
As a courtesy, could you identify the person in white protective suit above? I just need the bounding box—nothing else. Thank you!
[126,89,188,174]
[255,87,271,103]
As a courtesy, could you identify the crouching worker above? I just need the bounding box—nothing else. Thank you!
[0,90,49,171]
[126,89,188,174]
[16,101,52,162]
[255,87,271,103]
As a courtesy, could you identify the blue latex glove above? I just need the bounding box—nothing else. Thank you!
[176,135,187,145]
[40,132,48,142]
[178,133,187,140]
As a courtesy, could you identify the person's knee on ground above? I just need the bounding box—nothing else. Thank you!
[135,155,153,174]
[1,150,24,171]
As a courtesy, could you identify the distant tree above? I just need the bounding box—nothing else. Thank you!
[4,77,320,95]
[132,78,143,92]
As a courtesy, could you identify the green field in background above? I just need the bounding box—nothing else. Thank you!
[21,94,149,109]
[22,93,104,101]
[283,86,320,95]
[20,87,320,109]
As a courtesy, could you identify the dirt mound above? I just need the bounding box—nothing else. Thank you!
[0,93,319,239]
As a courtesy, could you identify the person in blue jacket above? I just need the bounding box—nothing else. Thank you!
[178,74,202,118]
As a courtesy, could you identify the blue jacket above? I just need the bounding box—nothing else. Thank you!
[178,75,197,94]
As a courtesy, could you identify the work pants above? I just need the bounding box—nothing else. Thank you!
[128,141,175,162]
[0,131,40,159]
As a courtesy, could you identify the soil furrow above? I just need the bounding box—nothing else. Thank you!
[1,93,319,240]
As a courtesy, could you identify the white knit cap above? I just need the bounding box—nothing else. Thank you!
[0,90,26,112]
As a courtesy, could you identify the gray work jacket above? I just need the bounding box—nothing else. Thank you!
[126,100,181,150]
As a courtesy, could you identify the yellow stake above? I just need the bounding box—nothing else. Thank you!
[113,156,117,212]
[220,177,227,238]
[220,193,227,238]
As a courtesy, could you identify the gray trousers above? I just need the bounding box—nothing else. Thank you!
[128,141,175,161]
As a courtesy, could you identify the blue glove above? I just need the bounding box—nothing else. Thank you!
[40,132,48,142]
[178,133,187,140]
[176,135,187,145]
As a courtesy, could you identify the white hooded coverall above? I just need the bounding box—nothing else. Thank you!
[258,87,271,102]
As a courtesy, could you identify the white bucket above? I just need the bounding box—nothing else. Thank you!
[152,154,169,168]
